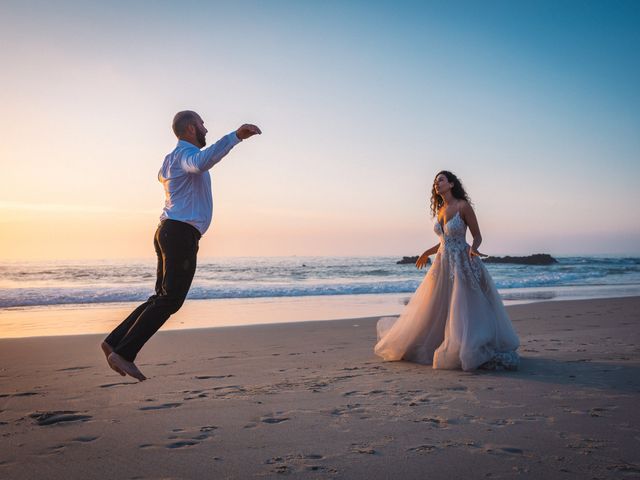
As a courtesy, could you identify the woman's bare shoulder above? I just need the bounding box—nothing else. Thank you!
[458,199,472,211]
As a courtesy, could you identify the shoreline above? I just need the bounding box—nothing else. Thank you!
[1,287,640,340]
[0,296,638,479]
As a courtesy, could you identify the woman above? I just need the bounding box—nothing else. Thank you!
[375,171,520,371]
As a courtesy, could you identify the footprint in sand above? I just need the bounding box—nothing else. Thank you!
[194,374,234,380]
[330,404,366,417]
[261,415,290,424]
[139,403,182,411]
[183,390,209,400]
[342,389,385,398]
[45,444,67,454]
[245,413,290,428]
[408,395,432,406]
[270,465,290,474]
[485,418,518,427]
[483,444,525,456]
[522,412,549,420]
[351,443,378,455]
[264,454,331,475]
[588,407,613,417]
[166,440,199,449]
[211,385,247,398]
[407,444,438,454]
[304,465,337,473]
[72,435,99,443]
[189,426,218,440]
[140,425,219,450]
[414,416,449,428]
[138,440,200,450]
[0,391,40,398]
[426,439,480,452]
[99,382,137,388]
[30,411,92,426]
[57,366,92,372]
[560,433,607,454]
[443,385,468,392]
[607,463,640,475]
[199,425,218,432]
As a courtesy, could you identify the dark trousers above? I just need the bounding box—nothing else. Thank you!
[104,219,200,362]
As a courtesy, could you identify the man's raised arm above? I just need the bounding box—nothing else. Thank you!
[182,124,261,173]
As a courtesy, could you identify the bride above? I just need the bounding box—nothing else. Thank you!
[375,170,520,371]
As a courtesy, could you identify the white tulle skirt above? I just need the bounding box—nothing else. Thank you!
[375,249,520,371]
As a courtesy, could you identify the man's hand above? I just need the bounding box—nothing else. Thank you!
[236,124,262,140]
[416,252,430,270]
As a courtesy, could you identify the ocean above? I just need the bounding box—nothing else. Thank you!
[2,256,640,309]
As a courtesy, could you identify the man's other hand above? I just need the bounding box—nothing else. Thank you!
[236,124,262,140]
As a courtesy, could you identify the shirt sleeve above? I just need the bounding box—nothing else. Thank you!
[180,132,242,173]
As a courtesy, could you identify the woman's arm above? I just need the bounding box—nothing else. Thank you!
[416,243,441,269]
[461,202,486,258]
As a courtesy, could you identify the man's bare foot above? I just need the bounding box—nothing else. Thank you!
[101,341,125,376]
[107,352,147,381]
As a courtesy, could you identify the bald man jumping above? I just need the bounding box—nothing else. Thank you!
[101,111,261,381]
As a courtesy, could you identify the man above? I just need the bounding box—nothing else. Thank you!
[101,111,261,381]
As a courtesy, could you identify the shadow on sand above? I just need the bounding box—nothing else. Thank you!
[489,356,640,393]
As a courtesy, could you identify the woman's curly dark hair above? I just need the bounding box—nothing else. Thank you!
[430,170,471,217]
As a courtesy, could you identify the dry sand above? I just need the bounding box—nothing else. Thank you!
[0,297,639,479]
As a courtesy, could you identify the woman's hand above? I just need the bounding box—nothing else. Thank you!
[468,247,487,259]
[416,251,430,270]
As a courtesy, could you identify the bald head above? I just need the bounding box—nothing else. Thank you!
[172,110,201,137]
[172,110,208,147]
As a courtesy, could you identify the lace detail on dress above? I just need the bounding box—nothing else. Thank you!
[434,212,482,288]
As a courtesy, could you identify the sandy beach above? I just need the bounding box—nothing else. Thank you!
[1,296,639,479]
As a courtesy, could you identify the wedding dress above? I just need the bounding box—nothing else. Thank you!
[375,211,520,371]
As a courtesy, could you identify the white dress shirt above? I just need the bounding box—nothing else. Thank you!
[158,132,241,235]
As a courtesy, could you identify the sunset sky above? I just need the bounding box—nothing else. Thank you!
[1,0,639,260]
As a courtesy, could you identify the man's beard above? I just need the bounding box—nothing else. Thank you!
[196,129,206,147]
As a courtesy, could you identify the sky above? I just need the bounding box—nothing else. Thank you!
[1,0,639,260]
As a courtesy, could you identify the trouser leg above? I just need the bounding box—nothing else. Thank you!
[104,230,164,348]
[113,220,199,362]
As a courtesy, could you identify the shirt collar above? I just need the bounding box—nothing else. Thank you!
[177,139,199,149]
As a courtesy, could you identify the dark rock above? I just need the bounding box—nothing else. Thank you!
[483,254,558,265]
[397,256,429,265]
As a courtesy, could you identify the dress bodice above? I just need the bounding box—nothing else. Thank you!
[434,211,468,252]
[433,210,482,285]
